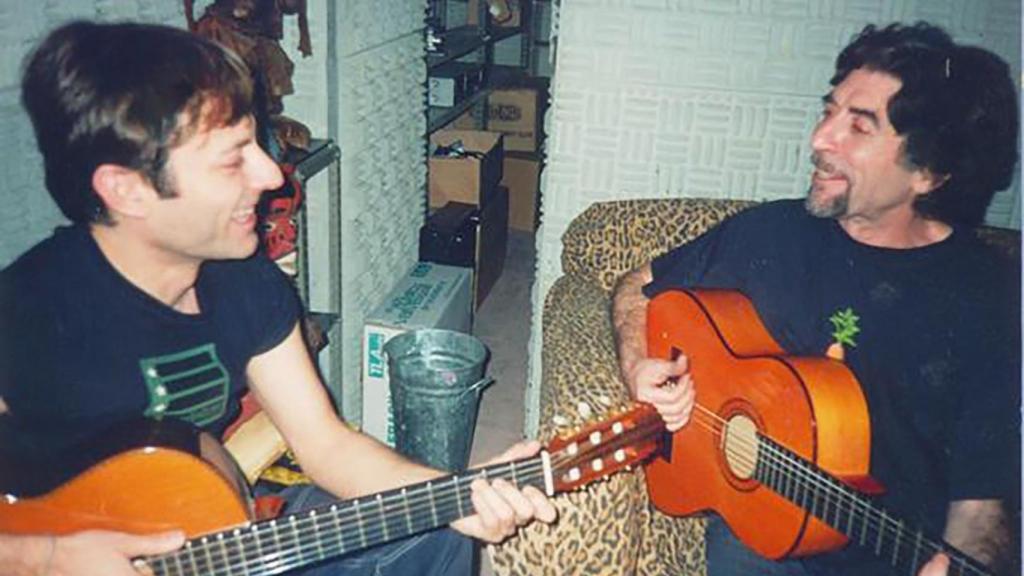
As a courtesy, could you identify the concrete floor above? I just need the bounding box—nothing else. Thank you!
[468,230,536,576]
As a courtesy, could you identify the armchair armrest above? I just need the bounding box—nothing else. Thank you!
[490,273,706,575]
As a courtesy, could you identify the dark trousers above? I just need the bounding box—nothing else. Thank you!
[275,484,475,576]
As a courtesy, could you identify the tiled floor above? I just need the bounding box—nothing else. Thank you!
[468,230,536,576]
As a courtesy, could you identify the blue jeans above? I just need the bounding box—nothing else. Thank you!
[272,484,475,576]
[706,515,812,576]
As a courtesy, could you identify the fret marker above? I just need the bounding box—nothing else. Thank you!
[614,448,626,462]
[612,422,624,434]
[591,459,604,472]
[567,442,578,456]
[568,467,581,481]
[589,431,602,445]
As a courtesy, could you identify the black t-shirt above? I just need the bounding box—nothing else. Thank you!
[644,199,1020,572]
[0,225,301,456]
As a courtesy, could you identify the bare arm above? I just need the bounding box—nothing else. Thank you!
[246,323,438,498]
[917,499,1015,576]
[0,531,183,576]
[0,534,50,576]
[246,323,554,542]
[610,264,694,431]
[943,499,1014,574]
[611,264,654,393]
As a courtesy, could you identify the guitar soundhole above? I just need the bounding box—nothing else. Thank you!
[721,415,759,481]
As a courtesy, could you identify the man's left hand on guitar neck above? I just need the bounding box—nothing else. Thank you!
[450,440,558,543]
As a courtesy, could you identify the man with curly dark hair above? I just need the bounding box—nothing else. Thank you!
[613,22,1020,576]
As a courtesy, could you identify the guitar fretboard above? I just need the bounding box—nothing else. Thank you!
[754,436,992,576]
[146,457,548,576]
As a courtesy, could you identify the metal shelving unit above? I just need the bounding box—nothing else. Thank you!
[285,138,344,403]
[425,1,533,134]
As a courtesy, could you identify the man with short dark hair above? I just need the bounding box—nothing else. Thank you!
[613,22,1020,576]
[0,20,555,575]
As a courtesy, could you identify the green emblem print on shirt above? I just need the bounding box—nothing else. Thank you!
[140,343,229,426]
[825,307,860,361]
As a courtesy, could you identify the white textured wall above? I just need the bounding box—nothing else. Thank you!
[332,0,428,423]
[525,0,1022,435]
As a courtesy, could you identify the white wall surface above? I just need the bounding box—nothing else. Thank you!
[525,0,1022,435]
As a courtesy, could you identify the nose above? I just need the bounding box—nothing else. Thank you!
[810,114,837,153]
[250,146,285,193]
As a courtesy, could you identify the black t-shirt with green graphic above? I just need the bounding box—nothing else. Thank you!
[644,199,1020,572]
[0,224,300,457]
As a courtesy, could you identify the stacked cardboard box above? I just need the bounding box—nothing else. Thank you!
[450,79,546,231]
[361,263,473,445]
[426,130,509,307]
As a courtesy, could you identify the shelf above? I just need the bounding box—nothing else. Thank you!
[287,138,340,183]
[427,86,492,133]
[426,25,523,69]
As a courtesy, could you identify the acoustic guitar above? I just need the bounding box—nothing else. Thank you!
[644,288,995,576]
[0,407,664,576]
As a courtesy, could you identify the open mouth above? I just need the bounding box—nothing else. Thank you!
[231,207,256,227]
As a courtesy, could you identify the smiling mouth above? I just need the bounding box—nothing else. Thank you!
[231,208,256,226]
[813,169,846,182]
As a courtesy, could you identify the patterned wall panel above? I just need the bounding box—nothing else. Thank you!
[525,0,1022,435]
[334,3,428,423]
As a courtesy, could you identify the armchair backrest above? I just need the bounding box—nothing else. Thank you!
[560,198,756,291]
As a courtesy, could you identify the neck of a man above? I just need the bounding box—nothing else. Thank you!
[90,224,202,313]
[838,208,953,249]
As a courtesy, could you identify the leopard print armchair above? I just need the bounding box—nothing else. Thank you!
[489,198,755,576]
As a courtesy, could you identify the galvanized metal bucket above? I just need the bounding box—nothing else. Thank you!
[384,329,492,471]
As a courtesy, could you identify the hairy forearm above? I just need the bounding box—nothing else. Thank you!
[943,499,1016,575]
[611,265,653,394]
[0,533,50,576]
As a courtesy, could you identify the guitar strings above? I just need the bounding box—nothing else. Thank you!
[684,404,981,575]
[150,417,667,576]
[151,459,549,576]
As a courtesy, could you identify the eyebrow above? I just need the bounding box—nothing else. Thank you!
[821,94,881,129]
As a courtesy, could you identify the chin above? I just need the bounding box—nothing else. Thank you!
[805,186,848,219]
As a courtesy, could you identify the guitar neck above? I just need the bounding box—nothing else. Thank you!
[755,436,992,576]
[146,455,550,576]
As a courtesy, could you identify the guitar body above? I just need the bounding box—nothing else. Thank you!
[0,420,251,538]
[645,289,873,559]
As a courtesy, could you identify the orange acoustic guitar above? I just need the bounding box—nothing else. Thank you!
[644,289,994,576]
[0,408,664,576]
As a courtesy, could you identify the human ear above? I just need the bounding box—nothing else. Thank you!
[92,164,152,219]
[911,168,951,197]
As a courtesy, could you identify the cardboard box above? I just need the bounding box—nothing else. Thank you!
[487,88,540,152]
[420,189,509,308]
[361,263,473,445]
[450,109,479,130]
[501,154,541,231]
[474,186,509,306]
[429,130,504,208]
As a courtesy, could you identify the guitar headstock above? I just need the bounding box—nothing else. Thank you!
[544,403,665,493]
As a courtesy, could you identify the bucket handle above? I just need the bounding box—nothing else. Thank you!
[461,376,494,398]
